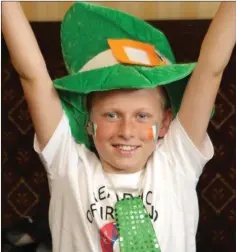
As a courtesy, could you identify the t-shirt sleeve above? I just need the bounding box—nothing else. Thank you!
[33,111,78,179]
[160,114,214,180]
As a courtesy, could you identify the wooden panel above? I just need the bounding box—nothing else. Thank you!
[21,1,221,21]
[21,2,74,21]
[97,1,221,20]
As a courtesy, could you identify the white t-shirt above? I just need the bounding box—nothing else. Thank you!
[34,112,214,252]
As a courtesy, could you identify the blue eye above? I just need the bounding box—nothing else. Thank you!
[138,113,148,119]
[106,113,117,119]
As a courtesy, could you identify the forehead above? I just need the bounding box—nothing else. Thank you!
[89,87,162,108]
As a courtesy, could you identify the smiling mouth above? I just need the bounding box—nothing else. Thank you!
[112,144,140,152]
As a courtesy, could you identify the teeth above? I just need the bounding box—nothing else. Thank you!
[117,145,137,151]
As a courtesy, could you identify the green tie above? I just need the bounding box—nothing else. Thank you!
[115,197,161,252]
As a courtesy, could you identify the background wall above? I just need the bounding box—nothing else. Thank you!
[21,1,221,21]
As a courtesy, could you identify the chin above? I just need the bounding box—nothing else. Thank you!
[111,160,144,173]
[99,150,150,173]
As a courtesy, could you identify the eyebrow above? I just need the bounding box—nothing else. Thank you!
[100,107,154,113]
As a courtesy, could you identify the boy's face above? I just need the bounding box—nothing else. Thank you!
[88,88,172,174]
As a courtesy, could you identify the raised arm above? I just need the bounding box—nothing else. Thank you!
[178,2,236,149]
[2,2,63,150]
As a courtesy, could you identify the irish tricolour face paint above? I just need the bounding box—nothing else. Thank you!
[92,122,97,137]
[147,124,158,141]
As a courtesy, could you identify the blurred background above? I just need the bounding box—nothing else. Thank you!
[21,1,221,21]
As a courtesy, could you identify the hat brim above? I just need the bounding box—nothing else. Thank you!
[53,63,196,149]
[54,63,196,93]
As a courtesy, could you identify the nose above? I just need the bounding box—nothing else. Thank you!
[118,118,135,140]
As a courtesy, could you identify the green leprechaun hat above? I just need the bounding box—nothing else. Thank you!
[53,2,198,150]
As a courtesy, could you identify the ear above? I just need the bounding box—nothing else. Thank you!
[158,109,173,138]
[87,121,93,136]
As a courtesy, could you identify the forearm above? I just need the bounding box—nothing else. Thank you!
[197,2,236,75]
[2,2,48,81]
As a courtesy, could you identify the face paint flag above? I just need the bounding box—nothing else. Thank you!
[147,124,158,141]
[92,123,97,137]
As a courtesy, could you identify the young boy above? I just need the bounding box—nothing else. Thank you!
[2,2,235,252]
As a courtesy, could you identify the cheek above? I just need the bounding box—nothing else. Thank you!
[93,122,117,142]
[138,123,159,142]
